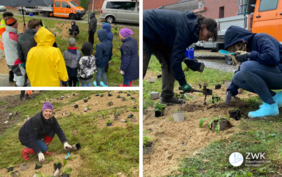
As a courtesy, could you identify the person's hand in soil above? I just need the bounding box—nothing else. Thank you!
[38,152,45,163]
[181,83,192,93]
[235,52,250,62]
[64,142,72,150]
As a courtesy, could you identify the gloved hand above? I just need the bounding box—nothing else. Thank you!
[64,142,72,150]
[39,20,43,27]
[183,59,205,73]
[235,52,250,62]
[181,83,192,92]
[120,70,124,75]
[38,152,45,163]
[62,78,69,85]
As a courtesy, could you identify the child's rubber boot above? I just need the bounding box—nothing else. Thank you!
[93,81,99,87]
[248,102,279,118]
[259,92,282,108]
[100,81,108,87]
[22,148,35,161]
[129,81,133,86]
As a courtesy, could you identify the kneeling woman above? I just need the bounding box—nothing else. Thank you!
[225,26,282,118]
[19,102,72,162]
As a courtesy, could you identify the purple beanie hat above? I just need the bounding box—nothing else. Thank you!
[42,102,53,111]
[119,28,133,38]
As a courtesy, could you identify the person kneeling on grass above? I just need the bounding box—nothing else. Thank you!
[77,42,96,87]
[68,21,79,38]
[224,26,282,118]
[118,28,139,87]
[19,102,72,162]
[94,29,112,87]
[63,38,81,87]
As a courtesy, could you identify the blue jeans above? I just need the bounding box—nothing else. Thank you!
[232,61,282,104]
[124,77,131,86]
[82,83,91,87]
[27,140,48,153]
[96,67,107,86]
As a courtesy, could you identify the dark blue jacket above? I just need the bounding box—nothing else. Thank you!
[95,29,112,68]
[18,112,67,154]
[71,21,79,34]
[120,37,139,81]
[225,26,282,95]
[102,23,113,42]
[143,9,200,86]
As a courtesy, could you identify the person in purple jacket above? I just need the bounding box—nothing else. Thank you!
[19,102,72,162]
[118,28,139,87]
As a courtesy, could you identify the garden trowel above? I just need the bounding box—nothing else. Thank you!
[64,149,71,159]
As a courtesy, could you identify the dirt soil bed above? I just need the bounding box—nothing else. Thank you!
[143,78,258,176]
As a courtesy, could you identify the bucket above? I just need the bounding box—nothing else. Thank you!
[188,48,194,60]
[29,13,33,16]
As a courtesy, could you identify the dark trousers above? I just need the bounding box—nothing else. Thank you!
[26,131,55,153]
[9,69,14,82]
[143,40,175,98]
[88,32,95,46]
[68,76,78,87]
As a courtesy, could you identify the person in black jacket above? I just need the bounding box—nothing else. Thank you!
[88,12,97,46]
[68,21,79,38]
[143,9,217,105]
[19,102,72,162]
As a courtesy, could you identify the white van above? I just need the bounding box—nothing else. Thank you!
[100,0,139,24]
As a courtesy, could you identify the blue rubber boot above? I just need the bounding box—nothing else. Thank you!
[93,81,100,87]
[248,102,279,118]
[100,81,108,87]
[259,92,282,108]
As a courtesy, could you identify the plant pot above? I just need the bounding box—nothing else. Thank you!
[35,163,42,169]
[131,117,136,122]
[107,123,112,126]
[155,111,163,117]
[215,84,221,89]
[20,163,28,171]
[10,171,19,177]
[117,95,121,98]
[7,167,13,172]
[212,96,221,103]
[53,168,60,177]
[61,95,64,98]
[54,162,61,171]
[150,92,159,100]
[121,97,125,101]
[150,77,156,83]
[224,81,232,88]
[114,115,119,120]
[212,119,227,130]
[73,94,75,96]
[100,95,104,97]
[157,74,162,78]
[128,113,133,118]
[84,107,88,112]
[84,99,88,103]
[127,94,130,96]
[119,91,122,93]
[108,93,112,96]
[62,174,69,177]
[143,142,153,154]
[62,113,66,116]
[121,119,126,123]
[95,93,99,96]
[108,102,113,106]
[173,111,185,122]
[229,110,241,121]
[101,115,105,119]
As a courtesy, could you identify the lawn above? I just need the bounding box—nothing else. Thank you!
[1,15,139,87]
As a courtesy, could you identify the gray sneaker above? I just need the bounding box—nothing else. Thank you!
[160,96,185,105]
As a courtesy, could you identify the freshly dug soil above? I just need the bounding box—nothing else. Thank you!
[143,80,258,176]
[0,58,9,74]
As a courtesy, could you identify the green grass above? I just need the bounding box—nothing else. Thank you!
[2,16,139,86]
[0,99,7,106]
[0,91,139,176]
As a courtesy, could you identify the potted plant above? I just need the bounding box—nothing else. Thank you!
[72,93,75,96]
[121,97,125,101]
[35,163,42,169]
[101,111,106,119]
[212,96,221,103]
[100,93,104,97]
[173,109,185,122]
[7,164,14,172]
[229,108,241,121]
[215,84,221,89]
[108,92,112,96]
[95,93,99,96]
[127,113,133,118]
[143,135,153,154]
[114,112,119,120]
[20,162,28,171]
[119,91,123,94]
[154,102,166,117]
[199,117,230,134]
[107,119,113,126]
[62,160,72,177]
[84,98,88,103]
[117,95,121,98]
[150,77,156,83]
[127,93,130,96]
[9,171,20,177]
[131,116,136,122]
[107,102,113,106]
[73,104,78,108]
[84,107,88,112]
[54,158,62,171]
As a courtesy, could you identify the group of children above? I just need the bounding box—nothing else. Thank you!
[0,11,139,87]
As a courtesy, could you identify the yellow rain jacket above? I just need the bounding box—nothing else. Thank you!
[26,27,68,86]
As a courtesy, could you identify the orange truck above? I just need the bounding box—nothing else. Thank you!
[38,0,85,20]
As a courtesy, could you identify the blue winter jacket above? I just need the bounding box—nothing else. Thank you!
[143,9,200,86]
[225,26,282,95]
[102,23,113,42]
[120,37,139,81]
[95,29,112,68]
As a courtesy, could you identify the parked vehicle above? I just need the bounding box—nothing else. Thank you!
[38,0,85,20]
[17,7,40,15]
[0,6,6,12]
[100,0,139,24]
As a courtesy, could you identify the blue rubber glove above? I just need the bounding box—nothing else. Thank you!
[181,83,192,92]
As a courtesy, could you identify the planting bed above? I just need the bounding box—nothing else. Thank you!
[143,81,259,176]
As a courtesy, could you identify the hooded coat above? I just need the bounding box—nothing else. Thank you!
[143,9,200,86]
[120,37,139,81]
[95,29,112,68]
[77,42,96,80]
[71,21,79,34]
[26,27,69,86]
[102,23,113,42]
[19,112,67,154]
[89,13,97,33]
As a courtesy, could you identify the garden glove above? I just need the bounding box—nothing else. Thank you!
[38,152,45,163]
[235,52,250,63]
[64,142,72,150]
[120,70,124,75]
[181,83,192,93]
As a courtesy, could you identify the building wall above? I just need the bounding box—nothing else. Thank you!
[144,0,179,10]
[200,0,239,19]
[162,1,199,12]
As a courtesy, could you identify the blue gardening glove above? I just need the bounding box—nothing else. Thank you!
[235,52,250,62]
[181,83,192,92]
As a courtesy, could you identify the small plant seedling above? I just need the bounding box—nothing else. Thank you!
[169,117,173,121]
[116,95,121,98]
[198,93,203,97]
[199,117,230,134]
[100,93,104,97]
[107,102,113,106]
[143,135,153,148]
[125,97,130,101]
[107,119,113,124]
[154,102,166,111]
